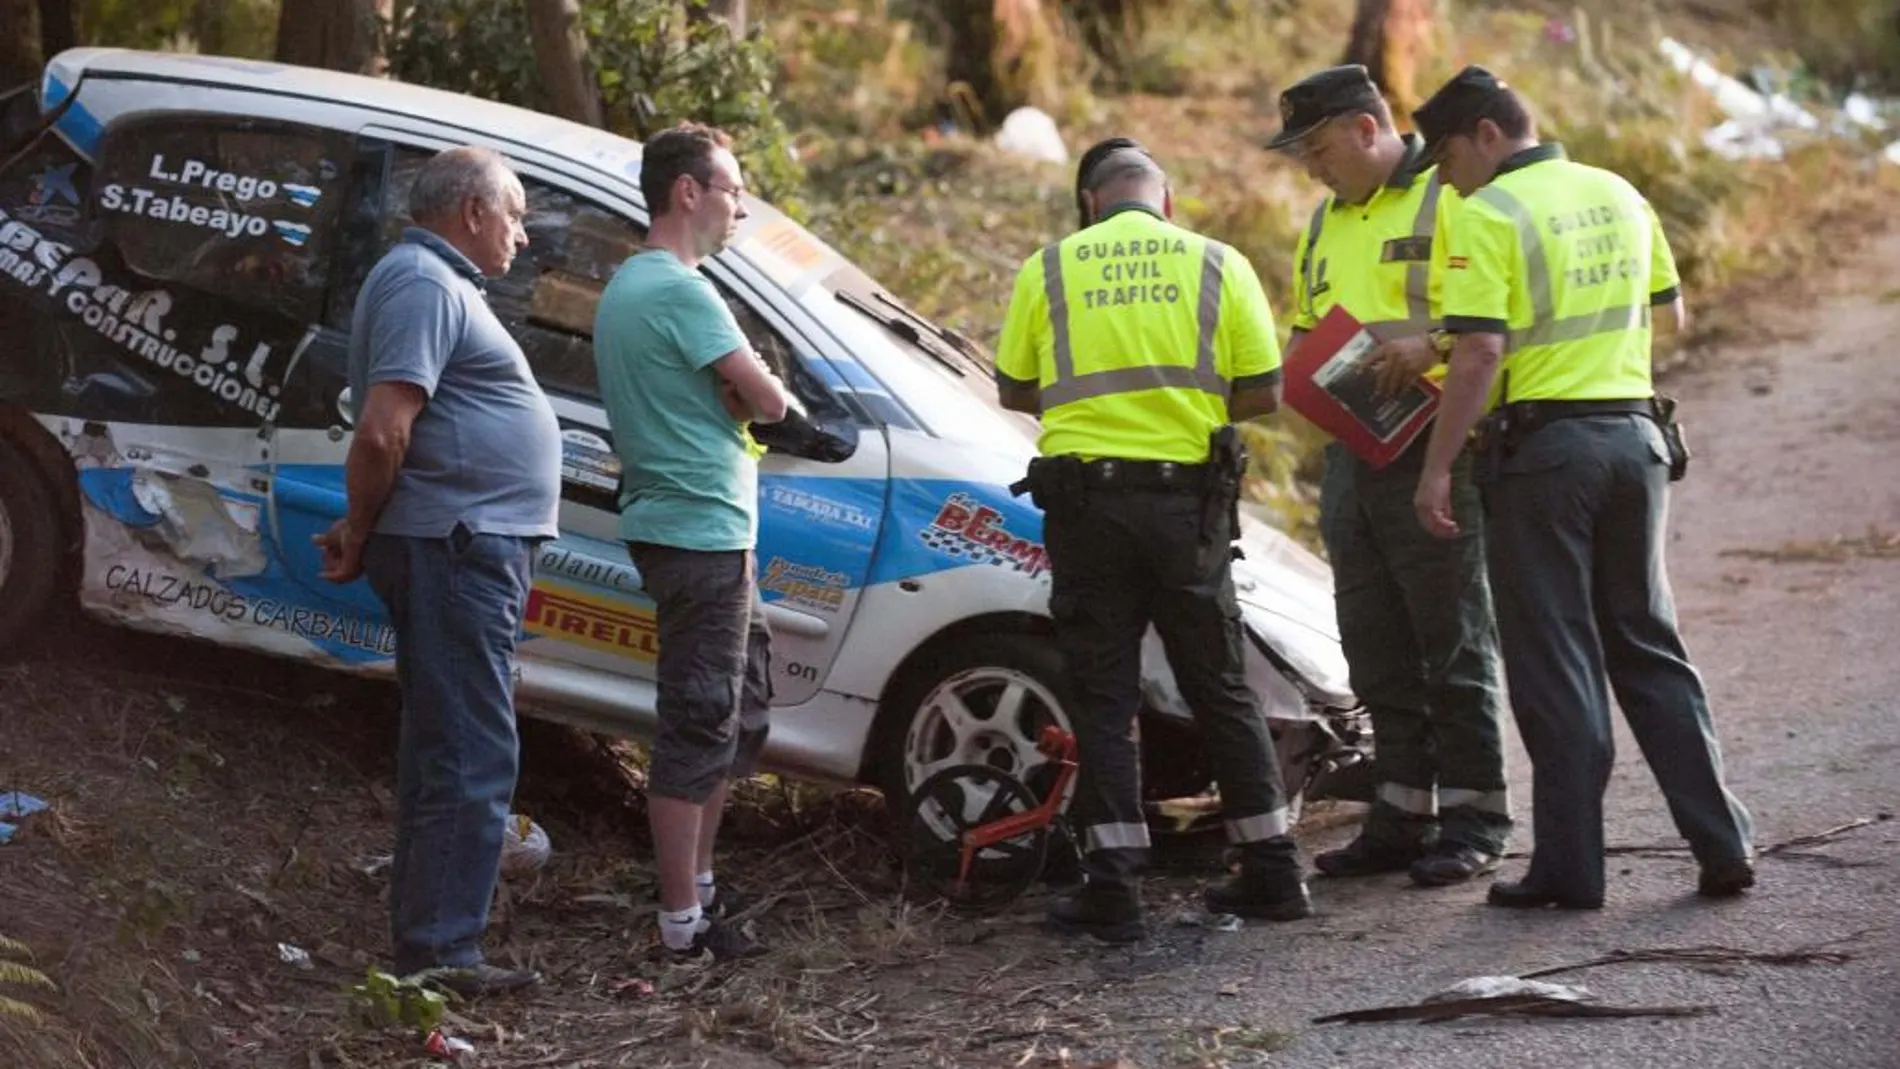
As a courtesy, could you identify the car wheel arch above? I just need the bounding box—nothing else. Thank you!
[859,610,1056,788]
[0,404,83,645]
[0,404,83,580]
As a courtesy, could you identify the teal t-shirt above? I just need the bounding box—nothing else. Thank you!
[593,249,754,551]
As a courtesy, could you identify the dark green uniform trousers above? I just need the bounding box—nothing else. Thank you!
[1319,440,1512,855]
[1041,485,1299,887]
[1485,414,1754,902]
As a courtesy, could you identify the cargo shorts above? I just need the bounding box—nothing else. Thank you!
[626,542,774,804]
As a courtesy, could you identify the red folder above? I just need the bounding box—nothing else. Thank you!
[1282,305,1441,470]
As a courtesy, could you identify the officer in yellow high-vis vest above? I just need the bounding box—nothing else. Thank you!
[995,138,1312,942]
[1266,65,1512,889]
[1410,67,1755,910]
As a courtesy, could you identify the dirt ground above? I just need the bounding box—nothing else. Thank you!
[5,228,1900,1068]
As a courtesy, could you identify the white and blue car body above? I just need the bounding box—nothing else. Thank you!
[0,49,1360,816]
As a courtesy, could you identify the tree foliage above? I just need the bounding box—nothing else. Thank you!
[71,0,276,57]
[382,0,804,212]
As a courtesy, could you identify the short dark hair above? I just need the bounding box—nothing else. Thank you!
[640,121,734,216]
[1074,137,1163,226]
[1469,88,1533,140]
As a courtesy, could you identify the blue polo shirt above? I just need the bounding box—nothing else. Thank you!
[592,249,753,551]
[347,227,562,539]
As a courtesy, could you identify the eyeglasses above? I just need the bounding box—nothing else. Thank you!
[695,175,746,200]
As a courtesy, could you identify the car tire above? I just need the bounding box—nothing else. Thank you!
[877,633,1078,832]
[0,436,62,654]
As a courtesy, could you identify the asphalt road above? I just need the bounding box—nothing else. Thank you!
[1019,231,1900,1069]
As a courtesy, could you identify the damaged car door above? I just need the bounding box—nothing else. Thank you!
[4,98,357,654]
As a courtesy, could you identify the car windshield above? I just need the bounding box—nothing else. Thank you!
[815,263,1042,440]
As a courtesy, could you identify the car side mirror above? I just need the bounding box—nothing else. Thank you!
[749,409,857,463]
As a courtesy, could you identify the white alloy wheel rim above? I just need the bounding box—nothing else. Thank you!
[901,665,1069,798]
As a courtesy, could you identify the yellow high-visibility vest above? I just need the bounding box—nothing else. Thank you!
[1440,144,1682,404]
[1291,136,1460,385]
[994,205,1282,462]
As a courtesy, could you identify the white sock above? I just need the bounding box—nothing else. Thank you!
[659,904,703,951]
[695,871,717,909]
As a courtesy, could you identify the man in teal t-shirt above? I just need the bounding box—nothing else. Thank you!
[592,122,796,963]
[597,241,755,549]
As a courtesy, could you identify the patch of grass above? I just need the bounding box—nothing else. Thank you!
[0,934,56,1026]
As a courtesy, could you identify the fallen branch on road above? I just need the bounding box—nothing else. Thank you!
[1519,937,1859,980]
[1760,815,1890,855]
[1502,813,1893,862]
[1314,993,1715,1025]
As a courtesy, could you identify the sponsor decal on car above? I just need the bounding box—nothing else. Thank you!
[759,556,849,613]
[98,183,301,243]
[524,582,660,661]
[17,162,81,227]
[917,492,1049,578]
[533,543,642,595]
[559,429,620,493]
[103,564,398,655]
[0,203,289,420]
[144,154,285,202]
[765,483,877,533]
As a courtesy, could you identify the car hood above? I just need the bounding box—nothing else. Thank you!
[1232,511,1356,705]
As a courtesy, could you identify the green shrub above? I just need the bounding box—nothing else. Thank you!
[1756,0,1900,93]
[382,0,805,210]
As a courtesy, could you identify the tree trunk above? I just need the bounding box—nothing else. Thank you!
[526,0,602,127]
[36,0,74,62]
[194,0,227,56]
[943,0,1056,130]
[1,0,39,90]
[687,0,747,38]
[274,0,386,74]
[1342,0,1437,117]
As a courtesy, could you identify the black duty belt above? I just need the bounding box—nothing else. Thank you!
[1501,397,1652,431]
[1505,398,1651,419]
[1078,457,1212,493]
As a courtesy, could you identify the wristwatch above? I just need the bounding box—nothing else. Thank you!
[1428,328,1456,357]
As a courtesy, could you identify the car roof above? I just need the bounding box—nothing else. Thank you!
[44,47,646,187]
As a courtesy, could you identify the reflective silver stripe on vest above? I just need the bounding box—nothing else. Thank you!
[1306,173,1441,339]
[1377,781,1438,816]
[1194,241,1228,381]
[1470,184,1648,353]
[1226,807,1292,843]
[1401,172,1444,334]
[1040,238,1230,409]
[1298,201,1327,321]
[1438,787,1512,816]
[1084,820,1153,852]
[1043,243,1076,381]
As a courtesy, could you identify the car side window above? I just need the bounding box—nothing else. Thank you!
[356,149,640,401]
[88,113,350,323]
[340,147,846,421]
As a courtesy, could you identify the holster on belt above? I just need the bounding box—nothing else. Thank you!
[1009,455,1087,511]
[1650,394,1691,482]
[1204,424,1248,559]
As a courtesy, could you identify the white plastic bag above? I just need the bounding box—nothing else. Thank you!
[499,813,551,876]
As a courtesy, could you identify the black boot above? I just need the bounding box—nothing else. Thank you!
[1314,818,1437,877]
[1046,880,1144,944]
[1203,839,1314,922]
